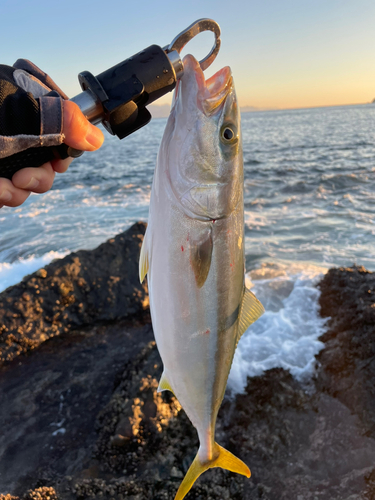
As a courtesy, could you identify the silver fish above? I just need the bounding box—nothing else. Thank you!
[139,54,264,500]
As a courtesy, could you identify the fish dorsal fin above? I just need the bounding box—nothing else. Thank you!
[237,287,265,343]
[139,228,150,283]
[157,372,175,395]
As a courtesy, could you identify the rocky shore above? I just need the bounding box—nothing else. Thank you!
[0,224,374,500]
[0,222,149,365]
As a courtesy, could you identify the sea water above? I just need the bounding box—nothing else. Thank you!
[0,104,374,392]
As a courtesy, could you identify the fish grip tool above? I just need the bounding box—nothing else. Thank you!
[0,19,221,180]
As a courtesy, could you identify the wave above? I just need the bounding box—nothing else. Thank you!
[0,251,68,293]
[228,262,328,393]
[244,159,263,165]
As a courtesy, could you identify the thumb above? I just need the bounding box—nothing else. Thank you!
[62,100,104,151]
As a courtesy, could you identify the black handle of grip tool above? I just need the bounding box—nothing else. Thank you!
[0,144,83,180]
[0,43,176,181]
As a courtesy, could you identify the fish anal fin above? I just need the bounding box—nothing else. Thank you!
[237,286,265,342]
[174,442,250,500]
[189,227,213,289]
[139,229,149,283]
[157,372,174,395]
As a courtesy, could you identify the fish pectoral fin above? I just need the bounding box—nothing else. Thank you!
[139,228,150,283]
[237,286,265,342]
[189,226,213,289]
[157,372,175,395]
[174,443,250,500]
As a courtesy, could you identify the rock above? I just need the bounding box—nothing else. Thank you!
[0,487,58,500]
[0,318,153,496]
[69,265,375,499]
[0,222,148,365]
[93,341,186,478]
[1,254,375,499]
[316,265,375,437]
[316,265,375,499]
[70,363,375,500]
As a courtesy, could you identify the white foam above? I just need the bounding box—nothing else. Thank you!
[228,262,329,393]
[52,428,66,436]
[0,251,67,293]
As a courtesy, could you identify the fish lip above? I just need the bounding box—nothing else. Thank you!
[202,66,233,115]
[205,66,232,99]
[181,55,233,115]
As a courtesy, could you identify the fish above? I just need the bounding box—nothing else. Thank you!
[139,54,264,500]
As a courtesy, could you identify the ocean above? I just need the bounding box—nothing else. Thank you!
[0,104,374,393]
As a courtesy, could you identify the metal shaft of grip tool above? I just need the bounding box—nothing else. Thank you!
[0,19,221,181]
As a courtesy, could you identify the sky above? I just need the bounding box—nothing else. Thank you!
[1,0,374,112]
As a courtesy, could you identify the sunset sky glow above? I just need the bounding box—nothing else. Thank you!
[1,0,374,111]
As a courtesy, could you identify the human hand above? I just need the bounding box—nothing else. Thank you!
[0,101,104,208]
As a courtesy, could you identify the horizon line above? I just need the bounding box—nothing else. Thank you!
[241,101,372,113]
[148,101,372,118]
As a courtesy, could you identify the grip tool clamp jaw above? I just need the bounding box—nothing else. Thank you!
[71,18,221,140]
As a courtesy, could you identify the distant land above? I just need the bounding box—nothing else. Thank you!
[240,106,264,113]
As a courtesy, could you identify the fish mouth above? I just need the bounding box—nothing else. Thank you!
[182,55,233,115]
[204,66,233,114]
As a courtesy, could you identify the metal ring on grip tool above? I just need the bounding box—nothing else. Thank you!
[165,18,221,72]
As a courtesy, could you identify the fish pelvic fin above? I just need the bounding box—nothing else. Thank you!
[157,372,175,395]
[237,286,265,344]
[139,228,149,283]
[174,443,250,500]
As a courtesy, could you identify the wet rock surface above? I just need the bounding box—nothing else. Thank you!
[0,222,148,365]
[0,242,375,499]
[317,265,375,437]
[0,486,58,500]
[317,265,375,500]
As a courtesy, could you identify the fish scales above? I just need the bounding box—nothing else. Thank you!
[139,54,264,499]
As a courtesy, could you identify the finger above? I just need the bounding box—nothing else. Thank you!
[12,162,56,194]
[0,178,30,207]
[51,157,73,174]
[63,100,104,151]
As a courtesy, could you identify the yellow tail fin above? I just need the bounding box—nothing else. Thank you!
[174,443,250,500]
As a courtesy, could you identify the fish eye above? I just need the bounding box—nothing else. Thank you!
[223,128,234,140]
[220,124,237,144]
